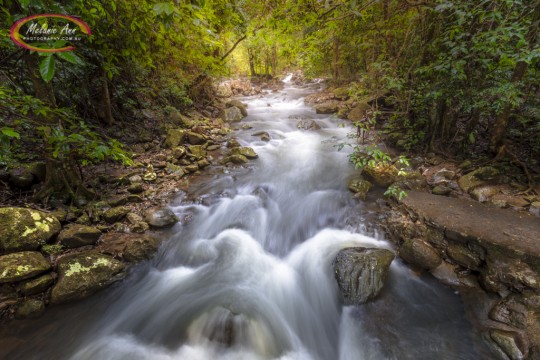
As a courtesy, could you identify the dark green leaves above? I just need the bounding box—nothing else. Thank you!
[39,55,55,82]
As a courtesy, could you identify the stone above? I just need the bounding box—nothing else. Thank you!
[126,213,143,224]
[131,222,150,233]
[252,131,270,141]
[187,131,206,145]
[124,234,161,262]
[144,207,178,228]
[333,247,395,305]
[332,87,350,100]
[8,167,35,189]
[165,162,185,176]
[127,183,144,194]
[0,207,61,252]
[347,177,373,200]
[230,147,258,159]
[297,119,321,130]
[102,206,130,224]
[17,273,54,295]
[363,164,400,187]
[207,144,221,151]
[226,100,248,117]
[15,298,45,319]
[58,224,102,248]
[50,252,125,304]
[489,330,525,360]
[221,154,249,165]
[185,164,199,173]
[163,129,185,148]
[172,146,187,159]
[470,185,500,202]
[347,102,370,122]
[128,175,142,184]
[432,185,451,196]
[187,145,207,160]
[530,202,540,217]
[446,243,482,270]
[458,166,499,193]
[220,106,244,122]
[0,252,51,283]
[314,101,339,114]
[399,238,442,270]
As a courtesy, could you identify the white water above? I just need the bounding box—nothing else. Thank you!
[2,76,489,359]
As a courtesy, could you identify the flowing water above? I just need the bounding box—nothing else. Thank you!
[1,76,490,360]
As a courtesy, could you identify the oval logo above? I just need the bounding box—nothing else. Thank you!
[10,14,91,53]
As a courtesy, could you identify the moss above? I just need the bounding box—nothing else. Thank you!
[64,257,112,277]
[41,244,64,255]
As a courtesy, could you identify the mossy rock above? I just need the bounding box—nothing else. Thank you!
[221,154,249,165]
[163,129,186,148]
[187,145,207,160]
[347,102,370,122]
[17,273,54,295]
[102,206,130,224]
[0,207,61,253]
[50,252,125,304]
[58,224,102,248]
[220,106,244,122]
[0,251,51,283]
[363,164,400,187]
[230,147,258,159]
[332,87,350,100]
[458,166,499,193]
[15,298,45,319]
[348,177,373,200]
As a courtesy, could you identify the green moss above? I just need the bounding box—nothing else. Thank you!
[64,257,112,277]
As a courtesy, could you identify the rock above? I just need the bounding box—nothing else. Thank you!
[187,145,207,160]
[17,273,54,295]
[165,162,185,176]
[41,244,64,256]
[297,119,321,130]
[131,222,150,233]
[27,162,46,183]
[124,234,161,262]
[222,154,249,165]
[187,131,207,145]
[127,183,144,194]
[128,175,143,184]
[433,168,456,181]
[51,252,125,304]
[198,159,210,168]
[0,208,61,252]
[126,213,143,224]
[226,100,248,117]
[363,164,400,187]
[15,298,45,319]
[172,146,187,159]
[0,252,51,283]
[185,164,199,173]
[220,106,244,122]
[470,185,500,202]
[163,129,186,148]
[399,239,442,270]
[230,147,258,159]
[347,177,373,200]
[227,139,241,148]
[168,111,193,128]
[332,87,350,100]
[207,144,221,151]
[446,243,482,270]
[58,224,102,248]
[347,102,370,122]
[458,166,499,193]
[8,167,35,189]
[432,185,452,196]
[530,202,540,217]
[144,207,178,228]
[314,101,339,114]
[333,247,395,305]
[102,206,130,224]
[489,330,525,360]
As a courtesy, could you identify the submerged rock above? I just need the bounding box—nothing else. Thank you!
[0,207,61,252]
[50,252,125,304]
[0,251,51,283]
[333,247,395,304]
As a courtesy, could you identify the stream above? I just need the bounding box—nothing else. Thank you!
[1,76,490,360]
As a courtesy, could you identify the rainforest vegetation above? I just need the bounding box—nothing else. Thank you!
[1,0,539,203]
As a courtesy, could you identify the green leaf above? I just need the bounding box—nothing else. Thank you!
[153,2,175,15]
[39,55,55,83]
[1,128,20,139]
[57,52,84,65]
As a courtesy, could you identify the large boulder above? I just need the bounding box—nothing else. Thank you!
[333,247,395,305]
[458,166,499,193]
[0,251,51,283]
[220,106,244,122]
[0,208,61,252]
[399,238,442,270]
[144,207,178,228]
[58,224,102,248]
[50,252,125,304]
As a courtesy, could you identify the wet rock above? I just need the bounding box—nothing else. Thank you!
[220,107,244,122]
[252,131,270,141]
[230,147,258,159]
[51,252,125,304]
[17,273,54,295]
[458,166,499,193]
[187,131,207,145]
[172,146,187,159]
[15,298,45,319]
[127,183,144,194]
[124,234,161,262]
[333,247,395,304]
[221,154,249,165]
[0,252,51,283]
[102,206,130,224]
[297,119,321,131]
[58,224,102,248]
[432,185,452,196]
[363,164,400,187]
[0,207,61,252]
[144,207,178,228]
[163,129,186,148]
[488,329,526,360]
[399,238,442,270]
[347,177,373,200]
[226,100,248,117]
[8,167,34,189]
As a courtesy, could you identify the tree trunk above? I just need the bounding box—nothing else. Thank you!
[248,49,257,77]
[24,53,56,107]
[100,68,115,126]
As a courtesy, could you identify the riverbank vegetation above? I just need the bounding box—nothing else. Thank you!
[1,0,539,203]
